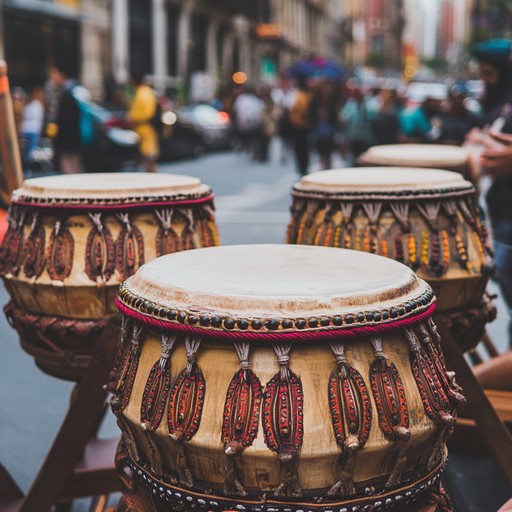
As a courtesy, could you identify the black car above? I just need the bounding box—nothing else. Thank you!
[83,103,141,172]
[177,104,232,151]
[158,109,206,161]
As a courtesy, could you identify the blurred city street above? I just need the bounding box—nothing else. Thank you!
[0,144,511,511]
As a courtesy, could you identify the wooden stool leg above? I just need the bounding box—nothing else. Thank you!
[434,317,512,486]
[19,322,119,512]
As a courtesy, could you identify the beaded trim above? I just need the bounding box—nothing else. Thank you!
[126,455,447,512]
[11,191,215,210]
[116,282,436,338]
[292,185,474,202]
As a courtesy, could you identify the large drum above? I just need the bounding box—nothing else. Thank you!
[287,168,494,351]
[358,144,470,179]
[0,173,219,380]
[110,245,463,512]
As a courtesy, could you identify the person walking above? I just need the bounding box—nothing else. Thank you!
[339,83,375,165]
[53,66,84,174]
[20,87,45,168]
[128,73,160,173]
[310,80,339,170]
[288,75,312,176]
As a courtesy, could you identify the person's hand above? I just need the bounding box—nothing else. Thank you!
[465,127,486,145]
[488,131,512,146]
[480,143,512,178]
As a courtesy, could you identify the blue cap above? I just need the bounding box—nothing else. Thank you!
[472,39,512,67]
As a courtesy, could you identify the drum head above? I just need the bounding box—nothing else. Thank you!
[296,167,472,195]
[12,172,211,206]
[360,144,468,168]
[119,245,434,336]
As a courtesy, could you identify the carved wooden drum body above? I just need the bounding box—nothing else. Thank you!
[0,173,219,380]
[111,245,462,512]
[358,144,469,177]
[287,168,494,350]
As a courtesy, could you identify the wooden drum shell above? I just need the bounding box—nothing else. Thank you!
[110,246,461,512]
[0,173,219,380]
[121,331,439,491]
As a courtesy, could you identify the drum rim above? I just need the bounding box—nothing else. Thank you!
[360,143,469,166]
[293,168,474,200]
[10,190,215,210]
[116,282,436,342]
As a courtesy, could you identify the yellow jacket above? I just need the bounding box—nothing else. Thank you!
[128,84,159,158]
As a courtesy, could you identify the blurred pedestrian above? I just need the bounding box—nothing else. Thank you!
[53,65,84,174]
[259,85,277,162]
[20,87,45,167]
[311,80,339,170]
[128,73,160,173]
[11,87,26,136]
[288,75,312,176]
[399,89,446,143]
[438,84,480,146]
[473,39,512,128]
[272,74,295,164]
[339,83,374,165]
[469,39,512,345]
[44,66,63,139]
[371,87,402,145]
[231,85,263,159]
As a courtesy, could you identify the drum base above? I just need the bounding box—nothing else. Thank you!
[116,454,450,512]
[440,293,497,352]
[4,301,112,381]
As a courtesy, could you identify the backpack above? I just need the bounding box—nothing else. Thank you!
[289,90,311,130]
[71,85,95,147]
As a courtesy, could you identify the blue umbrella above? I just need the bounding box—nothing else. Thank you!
[289,56,345,80]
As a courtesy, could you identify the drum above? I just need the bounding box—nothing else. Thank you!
[287,168,495,351]
[0,173,219,380]
[110,244,463,512]
[359,144,470,178]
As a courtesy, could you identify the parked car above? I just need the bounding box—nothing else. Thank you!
[157,109,206,161]
[177,104,232,150]
[82,103,140,172]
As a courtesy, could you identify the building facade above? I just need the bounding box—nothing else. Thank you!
[0,0,348,101]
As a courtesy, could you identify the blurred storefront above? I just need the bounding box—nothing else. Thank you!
[0,0,344,101]
[1,0,110,99]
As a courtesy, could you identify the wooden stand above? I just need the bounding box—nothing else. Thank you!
[0,322,124,512]
[434,315,512,486]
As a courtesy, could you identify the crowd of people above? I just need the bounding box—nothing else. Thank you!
[223,69,488,176]
[11,66,161,174]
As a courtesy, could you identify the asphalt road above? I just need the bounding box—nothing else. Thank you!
[0,143,510,511]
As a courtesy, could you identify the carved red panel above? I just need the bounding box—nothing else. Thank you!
[425,343,466,409]
[370,359,409,438]
[410,349,451,424]
[329,366,372,447]
[1,227,24,276]
[115,225,144,280]
[262,371,304,455]
[22,224,46,279]
[168,367,205,441]
[116,344,141,410]
[140,358,171,432]
[47,225,74,281]
[201,220,216,247]
[85,224,115,282]
[181,230,195,251]
[156,227,181,256]
[222,368,262,451]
